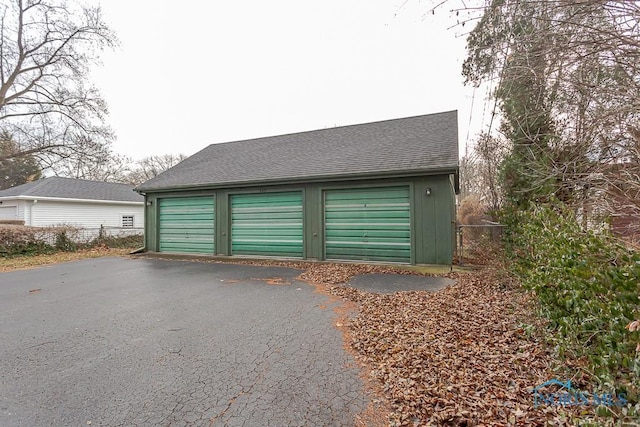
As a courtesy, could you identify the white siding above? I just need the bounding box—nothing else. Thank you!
[17,200,29,224]
[0,205,18,220]
[29,200,144,228]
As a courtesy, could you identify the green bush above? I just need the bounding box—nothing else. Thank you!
[0,226,142,258]
[0,239,54,257]
[0,227,55,257]
[503,204,640,405]
[54,230,78,252]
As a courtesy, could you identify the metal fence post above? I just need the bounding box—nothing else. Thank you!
[459,226,464,266]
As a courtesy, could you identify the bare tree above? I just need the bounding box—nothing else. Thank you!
[451,0,640,227]
[460,133,507,216]
[458,153,479,200]
[55,144,133,183]
[55,151,187,185]
[126,154,187,186]
[0,0,117,169]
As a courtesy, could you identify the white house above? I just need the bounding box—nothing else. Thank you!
[0,177,144,229]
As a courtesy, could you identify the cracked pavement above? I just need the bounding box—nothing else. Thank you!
[0,257,369,426]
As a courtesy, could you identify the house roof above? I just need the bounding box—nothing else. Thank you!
[0,177,143,203]
[136,110,459,192]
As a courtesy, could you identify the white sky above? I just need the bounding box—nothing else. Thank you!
[89,0,487,161]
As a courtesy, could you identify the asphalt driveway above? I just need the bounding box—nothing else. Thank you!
[0,257,369,427]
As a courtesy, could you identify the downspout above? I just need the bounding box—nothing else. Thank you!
[30,199,37,226]
[129,190,147,254]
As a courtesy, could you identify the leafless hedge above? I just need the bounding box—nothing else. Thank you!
[0,225,143,256]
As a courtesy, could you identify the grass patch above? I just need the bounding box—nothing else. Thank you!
[0,247,133,272]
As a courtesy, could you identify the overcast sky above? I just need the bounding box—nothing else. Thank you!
[88,0,487,161]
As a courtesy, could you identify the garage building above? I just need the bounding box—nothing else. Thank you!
[136,111,459,265]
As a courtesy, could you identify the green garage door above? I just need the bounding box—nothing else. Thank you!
[159,197,215,254]
[324,186,411,263]
[231,191,303,258]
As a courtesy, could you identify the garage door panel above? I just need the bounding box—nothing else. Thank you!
[231,192,303,258]
[159,225,214,232]
[233,205,298,212]
[159,197,215,254]
[233,228,303,237]
[160,238,214,245]
[162,226,211,236]
[231,212,301,221]
[326,245,411,254]
[325,201,410,207]
[160,205,215,212]
[234,195,300,208]
[327,234,411,243]
[232,222,302,228]
[325,246,411,263]
[160,211,211,224]
[324,186,411,263]
[159,204,214,211]
[327,224,410,231]
[159,246,213,254]
[160,241,214,249]
[325,211,409,220]
[232,242,302,254]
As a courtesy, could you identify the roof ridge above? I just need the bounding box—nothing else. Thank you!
[203,110,458,149]
[49,176,134,187]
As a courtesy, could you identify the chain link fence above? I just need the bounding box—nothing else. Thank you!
[60,226,144,245]
[456,223,505,266]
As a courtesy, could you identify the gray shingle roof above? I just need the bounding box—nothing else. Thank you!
[137,110,458,192]
[0,177,143,202]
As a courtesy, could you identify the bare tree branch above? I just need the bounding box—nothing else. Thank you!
[0,0,117,169]
[456,0,640,235]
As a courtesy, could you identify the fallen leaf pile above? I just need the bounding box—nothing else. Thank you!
[320,268,575,426]
[299,262,418,285]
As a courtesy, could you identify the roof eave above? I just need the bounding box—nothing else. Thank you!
[136,166,459,193]
[0,195,144,205]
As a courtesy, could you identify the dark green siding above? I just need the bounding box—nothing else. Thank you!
[145,175,456,265]
[324,186,411,263]
[413,175,455,265]
[231,192,303,257]
[158,196,215,253]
